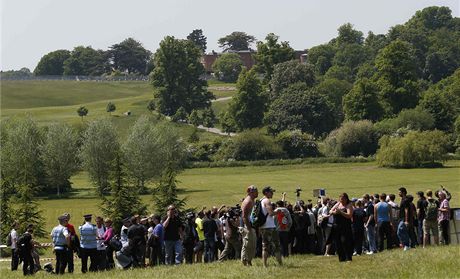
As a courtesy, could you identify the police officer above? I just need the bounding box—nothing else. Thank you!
[51,215,71,274]
[79,214,98,273]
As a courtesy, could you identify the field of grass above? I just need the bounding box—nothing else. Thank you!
[1,80,227,141]
[30,160,460,243]
[1,245,459,278]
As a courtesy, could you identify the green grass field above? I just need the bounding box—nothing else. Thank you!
[1,80,229,141]
[32,160,460,242]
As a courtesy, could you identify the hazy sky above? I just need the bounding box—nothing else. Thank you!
[1,0,459,71]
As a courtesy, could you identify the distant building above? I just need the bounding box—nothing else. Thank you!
[201,49,306,73]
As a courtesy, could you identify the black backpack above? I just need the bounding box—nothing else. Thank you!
[250,199,268,228]
[109,236,122,251]
[6,232,12,247]
[16,233,32,259]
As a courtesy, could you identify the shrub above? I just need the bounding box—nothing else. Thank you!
[214,129,283,161]
[212,53,244,82]
[324,120,378,157]
[187,140,222,162]
[376,130,450,168]
[275,130,320,158]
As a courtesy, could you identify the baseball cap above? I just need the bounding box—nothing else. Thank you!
[262,186,275,194]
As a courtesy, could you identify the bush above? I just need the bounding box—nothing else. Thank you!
[376,130,450,168]
[187,140,222,162]
[214,129,283,161]
[324,120,378,157]
[275,130,320,158]
[212,53,244,82]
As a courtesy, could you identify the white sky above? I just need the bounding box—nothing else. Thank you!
[1,0,459,71]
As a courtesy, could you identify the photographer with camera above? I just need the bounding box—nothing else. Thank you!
[219,205,242,261]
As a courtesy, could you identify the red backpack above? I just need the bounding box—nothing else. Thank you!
[276,210,289,230]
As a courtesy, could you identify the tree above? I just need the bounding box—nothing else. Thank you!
[218,31,256,52]
[227,69,266,131]
[254,33,295,82]
[171,107,188,123]
[202,107,216,128]
[212,53,244,82]
[324,120,378,157]
[151,36,213,115]
[14,184,46,237]
[34,49,71,75]
[419,89,455,131]
[315,78,353,126]
[147,99,156,113]
[40,123,79,196]
[219,111,237,134]
[109,38,152,75]
[187,29,207,53]
[63,46,109,76]
[275,130,320,158]
[152,170,187,216]
[101,153,147,232]
[332,44,371,76]
[336,23,364,46]
[123,117,187,192]
[266,83,336,136]
[188,109,201,127]
[0,116,44,190]
[106,102,116,115]
[305,44,336,75]
[0,68,33,79]
[343,78,383,122]
[377,130,450,168]
[269,60,316,100]
[77,106,89,120]
[80,119,119,196]
[374,39,420,115]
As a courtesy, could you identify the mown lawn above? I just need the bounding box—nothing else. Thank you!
[31,160,460,242]
[0,245,459,278]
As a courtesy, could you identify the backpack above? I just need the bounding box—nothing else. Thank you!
[16,233,31,259]
[6,232,12,247]
[425,200,438,221]
[250,199,268,228]
[109,236,122,251]
[276,210,289,231]
[391,205,400,222]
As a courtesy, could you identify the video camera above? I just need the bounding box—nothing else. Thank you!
[224,204,241,219]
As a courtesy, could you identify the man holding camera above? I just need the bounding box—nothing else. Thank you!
[219,206,242,261]
[260,186,282,267]
[163,205,183,265]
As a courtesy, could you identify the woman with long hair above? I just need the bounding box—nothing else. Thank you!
[330,193,354,262]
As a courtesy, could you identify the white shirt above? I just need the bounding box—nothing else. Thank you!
[260,198,276,229]
[97,226,106,250]
[10,229,17,249]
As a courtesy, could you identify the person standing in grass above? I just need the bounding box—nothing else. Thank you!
[9,221,20,271]
[364,194,377,254]
[437,191,450,245]
[241,185,258,266]
[79,214,98,273]
[51,215,71,275]
[330,193,354,262]
[102,219,115,269]
[259,186,282,267]
[203,210,218,263]
[374,193,393,251]
[397,187,411,251]
[274,199,292,258]
[416,191,427,245]
[423,190,439,247]
[352,200,366,255]
[194,210,205,263]
[163,205,184,265]
[95,216,107,270]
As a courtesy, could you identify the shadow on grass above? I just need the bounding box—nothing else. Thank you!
[41,187,98,200]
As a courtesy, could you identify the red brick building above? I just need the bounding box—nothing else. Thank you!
[201,50,306,73]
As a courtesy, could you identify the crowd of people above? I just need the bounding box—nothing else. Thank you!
[8,185,452,275]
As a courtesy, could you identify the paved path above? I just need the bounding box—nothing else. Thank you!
[212,96,232,102]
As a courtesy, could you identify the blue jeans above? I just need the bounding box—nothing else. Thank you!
[397,221,410,247]
[204,238,216,263]
[164,240,183,265]
[366,225,377,252]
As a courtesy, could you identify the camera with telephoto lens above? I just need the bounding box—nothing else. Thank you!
[295,187,302,197]
[225,205,241,219]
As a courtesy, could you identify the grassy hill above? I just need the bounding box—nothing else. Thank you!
[0,80,235,140]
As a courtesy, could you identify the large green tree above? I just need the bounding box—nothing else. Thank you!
[79,119,119,196]
[266,83,335,136]
[254,33,295,82]
[227,69,266,131]
[218,31,256,52]
[343,78,383,122]
[269,60,316,100]
[40,123,79,196]
[187,29,207,53]
[34,49,71,75]
[305,44,336,75]
[151,36,213,116]
[212,53,244,82]
[63,46,109,76]
[336,23,364,46]
[109,38,152,74]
